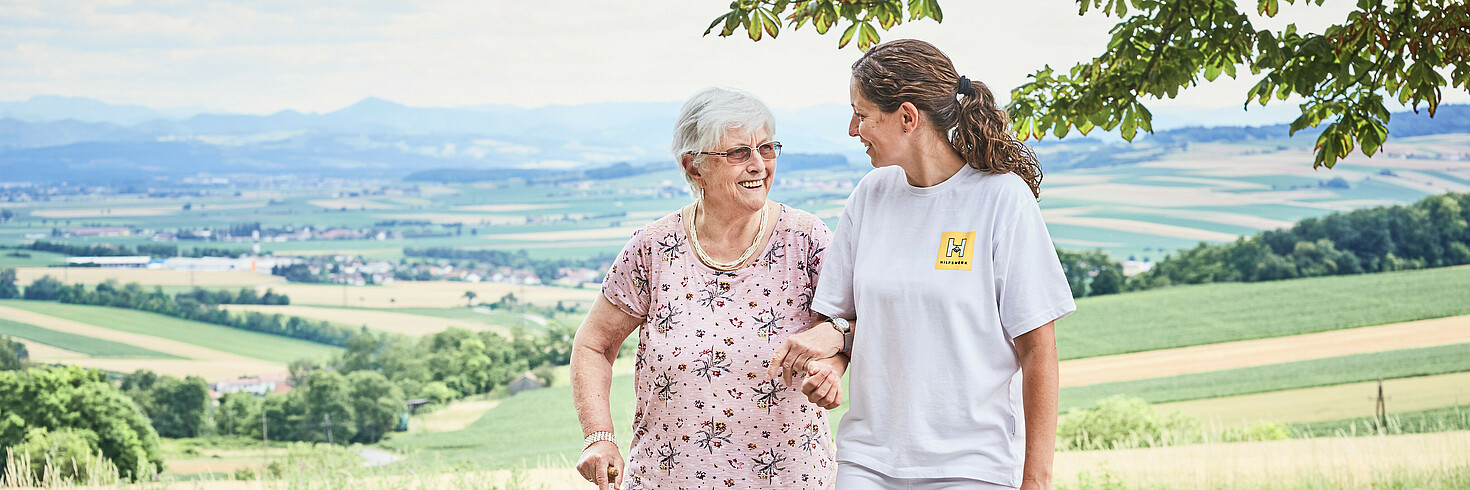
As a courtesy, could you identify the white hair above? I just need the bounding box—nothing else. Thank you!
[670,87,776,198]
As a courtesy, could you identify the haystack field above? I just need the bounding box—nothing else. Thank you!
[11,267,282,287]
[1059,315,1470,387]
[218,304,505,336]
[1157,371,1470,425]
[268,280,599,308]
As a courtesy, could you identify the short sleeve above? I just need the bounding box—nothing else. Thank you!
[601,229,653,319]
[812,196,858,320]
[993,191,1076,339]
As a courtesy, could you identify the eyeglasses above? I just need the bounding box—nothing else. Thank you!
[689,141,781,164]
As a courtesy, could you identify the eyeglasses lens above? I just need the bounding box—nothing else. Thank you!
[724,143,780,164]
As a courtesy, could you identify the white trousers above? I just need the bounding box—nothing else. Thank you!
[836,462,1018,490]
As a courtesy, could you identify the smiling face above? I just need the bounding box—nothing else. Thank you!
[686,128,776,215]
[849,78,907,168]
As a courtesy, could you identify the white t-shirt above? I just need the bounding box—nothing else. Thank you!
[812,164,1076,486]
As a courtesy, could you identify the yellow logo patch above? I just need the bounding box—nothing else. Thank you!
[935,231,976,270]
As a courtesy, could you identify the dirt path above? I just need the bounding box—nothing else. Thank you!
[1060,315,1470,387]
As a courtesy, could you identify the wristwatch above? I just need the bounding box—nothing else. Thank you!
[828,317,852,356]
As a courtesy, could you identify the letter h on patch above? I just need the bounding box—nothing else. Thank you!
[935,232,976,270]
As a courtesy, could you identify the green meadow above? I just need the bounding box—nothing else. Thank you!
[1056,266,1470,360]
[1060,343,1470,410]
[0,300,340,363]
[0,317,180,359]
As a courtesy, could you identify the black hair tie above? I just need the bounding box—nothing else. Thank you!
[957,76,971,96]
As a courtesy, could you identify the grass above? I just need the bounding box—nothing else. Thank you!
[1292,405,1470,438]
[1158,371,1470,425]
[379,373,636,470]
[1060,342,1470,410]
[1057,266,1470,360]
[0,300,339,364]
[0,249,66,267]
[0,318,181,359]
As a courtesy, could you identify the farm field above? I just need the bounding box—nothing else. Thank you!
[1058,314,1470,386]
[367,267,1470,472]
[218,304,507,336]
[1059,342,1470,410]
[1159,372,1470,425]
[269,280,599,309]
[4,136,1469,264]
[0,317,180,359]
[9,267,283,288]
[0,300,337,365]
[1056,266,1470,359]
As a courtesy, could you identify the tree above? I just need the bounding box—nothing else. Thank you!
[345,371,404,444]
[0,268,19,299]
[706,0,1470,168]
[22,275,66,300]
[215,392,262,437]
[0,336,27,371]
[462,290,477,307]
[0,366,164,481]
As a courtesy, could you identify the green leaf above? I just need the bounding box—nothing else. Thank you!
[838,22,858,48]
[1120,108,1138,141]
[1204,62,1222,82]
[748,10,763,41]
[704,13,731,36]
[859,22,880,50]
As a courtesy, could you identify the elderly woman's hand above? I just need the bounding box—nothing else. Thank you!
[768,321,845,387]
[576,441,624,490]
[801,355,847,409]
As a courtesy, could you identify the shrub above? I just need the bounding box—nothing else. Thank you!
[1057,395,1201,450]
[6,427,113,486]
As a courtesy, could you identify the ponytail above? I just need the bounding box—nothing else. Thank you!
[952,80,1043,199]
[853,39,1044,199]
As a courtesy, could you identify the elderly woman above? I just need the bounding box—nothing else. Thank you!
[572,87,845,490]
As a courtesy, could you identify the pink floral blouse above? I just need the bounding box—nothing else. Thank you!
[602,204,836,489]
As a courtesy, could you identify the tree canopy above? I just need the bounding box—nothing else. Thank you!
[705,0,1470,167]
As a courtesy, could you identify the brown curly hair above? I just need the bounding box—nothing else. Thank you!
[852,39,1043,198]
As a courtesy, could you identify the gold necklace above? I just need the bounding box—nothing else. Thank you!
[687,200,769,271]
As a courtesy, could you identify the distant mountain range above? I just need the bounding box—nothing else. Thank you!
[0,95,1466,185]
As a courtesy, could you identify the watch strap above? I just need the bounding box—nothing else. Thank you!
[583,431,616,451]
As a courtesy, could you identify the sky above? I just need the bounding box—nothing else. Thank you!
[1,0,1459,116]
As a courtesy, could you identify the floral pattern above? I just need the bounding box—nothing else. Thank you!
[603,205,835,489]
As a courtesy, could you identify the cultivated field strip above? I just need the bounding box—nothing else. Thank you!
[0,305,262,363]
[217,304,505,336]
[1051,431,1470,489]
[0,317,179,359]
[1157,372,1470,424]
[1061,342,1470,410]
[1059,314,1470,387]
[271,280,599,309]
[11,267,283,287]
[51,358,286,381]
